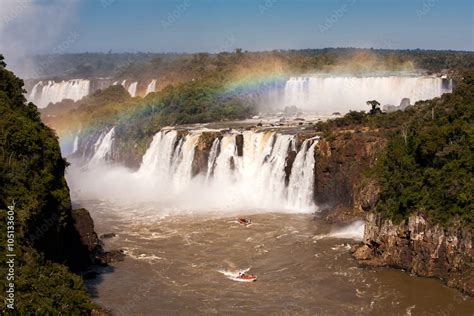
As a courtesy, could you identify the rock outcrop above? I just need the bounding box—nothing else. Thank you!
[353,212,474,296]
[66,208,124,271]
[192,131,222,176]
[313,131,386,222]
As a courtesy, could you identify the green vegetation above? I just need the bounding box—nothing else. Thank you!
[315,71,473,227]
[0,55,94,313]
[40,49,473,226]
[43,54,260,165]
[375,73,473,225]
[366,100,382,115]
[24,48,474,80]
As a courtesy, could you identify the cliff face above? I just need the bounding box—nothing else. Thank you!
[351,75,474,296]
[313,131,386,222]
[353,212,474,295]
[192,131,222,176]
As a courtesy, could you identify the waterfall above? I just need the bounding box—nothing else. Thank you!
[28,79,91,108]
[136,130,179,185]
[134,129,317,212]
[87,127,115,167]
[287,139,317,211]
[145,80,157,95]
[173,133,201,189]
[262,75,451,113]
[213,134,240,183]
[206,138,220,181]
[128,82,138,97]
[72,134,79,154]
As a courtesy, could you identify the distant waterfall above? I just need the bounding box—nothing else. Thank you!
[134,129,318,212]
[261,75,452,113]
[145,80,157,95]
[128,82,138,97]
[29,79,91,108]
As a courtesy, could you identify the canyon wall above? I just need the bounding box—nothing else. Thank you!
[313,131,386,222]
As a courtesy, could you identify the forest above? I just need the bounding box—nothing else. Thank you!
[23,48,474,80]
[0,55,94,314]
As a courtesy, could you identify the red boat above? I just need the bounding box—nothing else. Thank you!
[237,273,257,282]
[238,218,252,225]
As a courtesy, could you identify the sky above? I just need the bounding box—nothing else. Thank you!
[0,0,472,61]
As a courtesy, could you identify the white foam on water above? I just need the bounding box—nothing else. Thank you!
[217,267,254,282]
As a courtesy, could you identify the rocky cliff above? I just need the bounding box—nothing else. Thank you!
[353,212,474,296]
[313,130,386,223]
[351,74,474,296]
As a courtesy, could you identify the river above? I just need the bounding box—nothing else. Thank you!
[77,200,474,315]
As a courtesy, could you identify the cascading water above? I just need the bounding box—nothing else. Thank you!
[171,133,201,190]
[131,129,317,212]
[27,75,450,111]
[206,138,221,181]
[66,74,454,212]
[72,134,79,154]
[76,126,318,212]
[136,130,179,185]
[145,80,157,95]
[262,75,452,113]
[128,82,138,97]
[287,138,318,211]
[87,127,116,167]
[28,79,91,108]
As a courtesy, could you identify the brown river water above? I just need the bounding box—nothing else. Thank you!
[78,200,474,316]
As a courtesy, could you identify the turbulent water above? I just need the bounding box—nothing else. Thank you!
[79,203,474,315]
[65,125,474,314]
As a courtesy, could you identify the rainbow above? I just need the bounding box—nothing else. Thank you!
[50,69,291,152]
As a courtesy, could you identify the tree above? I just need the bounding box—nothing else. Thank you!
[367,100,382,115]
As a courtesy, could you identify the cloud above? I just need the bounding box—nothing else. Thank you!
[0,0,80,77]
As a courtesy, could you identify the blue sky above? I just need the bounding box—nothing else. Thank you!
[1,0,473,56]
[73,0,473,52]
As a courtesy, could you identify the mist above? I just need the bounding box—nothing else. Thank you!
[66,160,316,218]
[0,0,79,78]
